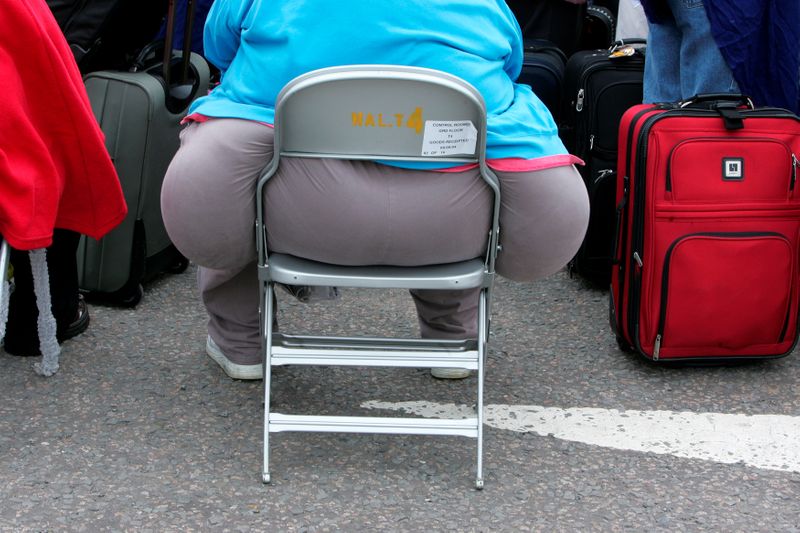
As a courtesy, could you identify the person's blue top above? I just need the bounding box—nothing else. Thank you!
[189,0,569,169]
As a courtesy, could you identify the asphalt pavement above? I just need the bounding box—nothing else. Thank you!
[1,265,798,531]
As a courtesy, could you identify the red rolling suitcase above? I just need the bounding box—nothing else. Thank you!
[610,95,800,362]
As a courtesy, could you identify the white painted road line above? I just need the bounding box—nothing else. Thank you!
[362,401,800,474]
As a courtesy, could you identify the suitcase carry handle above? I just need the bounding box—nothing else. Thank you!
[610,38,647,48]
[679,93,755,110]
[679,94,755,130]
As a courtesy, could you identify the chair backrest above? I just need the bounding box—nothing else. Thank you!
[256,65,501,269]
[272,65,487,164]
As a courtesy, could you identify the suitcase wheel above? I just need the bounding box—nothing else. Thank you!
[167,255,190,274]
[117,283,144,308]
[615,335,634,353]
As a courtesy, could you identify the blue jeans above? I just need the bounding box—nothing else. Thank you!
[643,0,738,103]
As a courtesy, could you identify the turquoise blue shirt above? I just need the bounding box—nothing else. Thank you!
[191,0,569,168]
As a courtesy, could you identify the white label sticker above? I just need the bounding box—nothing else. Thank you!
[421,120,477,157]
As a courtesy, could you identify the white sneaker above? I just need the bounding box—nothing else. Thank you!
[430,367,472,379]
[205,336,263,381]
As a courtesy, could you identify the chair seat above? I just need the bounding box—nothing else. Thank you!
[262,253,489,290]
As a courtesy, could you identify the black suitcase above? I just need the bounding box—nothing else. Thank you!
[45,0,169,73]
[559,40,646,287]
[519,39,567,122]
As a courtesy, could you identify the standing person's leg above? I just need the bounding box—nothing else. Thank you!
[161,119,275,380]
[643,8,683,103]
[4,229,86,356]
[668,0,738,99]
[45,229,82,333]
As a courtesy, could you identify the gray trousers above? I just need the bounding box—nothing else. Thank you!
[162,119,589,363]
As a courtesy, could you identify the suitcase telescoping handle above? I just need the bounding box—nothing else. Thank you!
[161,0,198,113]
[162,0,195,87]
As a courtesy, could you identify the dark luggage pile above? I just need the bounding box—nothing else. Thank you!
[509,0,646,289]
[561,39,646,287]
[47,0,210,307]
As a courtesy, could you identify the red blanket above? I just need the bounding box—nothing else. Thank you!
[0,0,127,250]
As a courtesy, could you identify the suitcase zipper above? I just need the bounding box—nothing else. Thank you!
[614,107,660,342]
[792,154,798,191]
[576,89,585,112]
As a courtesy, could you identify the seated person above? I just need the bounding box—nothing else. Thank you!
[161,0,590,381]
[0,0,127,365]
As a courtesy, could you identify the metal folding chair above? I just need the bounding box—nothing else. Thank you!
[255,65,501,489]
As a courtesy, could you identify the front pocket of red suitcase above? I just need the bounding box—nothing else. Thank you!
[667,138,794,204]
[655,232,794,358]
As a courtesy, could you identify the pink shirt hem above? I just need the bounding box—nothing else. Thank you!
[435,154,584,173]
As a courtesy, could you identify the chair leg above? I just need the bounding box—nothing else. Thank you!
[475,288,487,490]
[262,282,275,484]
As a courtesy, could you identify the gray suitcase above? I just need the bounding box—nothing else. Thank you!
[78,1,209,307]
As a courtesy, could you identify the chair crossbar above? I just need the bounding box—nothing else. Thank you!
[272,333,478,367]
[268,413,479,438]
[271,346,478,368]
[275,333,477,352]
[261,254,489,290]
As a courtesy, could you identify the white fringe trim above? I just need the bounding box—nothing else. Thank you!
[30,249,60,376]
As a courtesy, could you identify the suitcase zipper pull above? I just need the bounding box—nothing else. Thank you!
[653,334,661,361]
[576,89,585,112]
[792,154,797,191]
[633,252,643,268]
